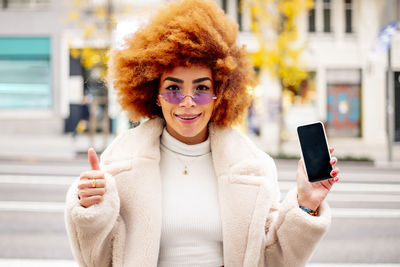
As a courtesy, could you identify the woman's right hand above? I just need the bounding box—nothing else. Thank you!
[78,148,106,208]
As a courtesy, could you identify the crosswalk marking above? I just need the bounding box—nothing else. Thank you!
[1,175,399,218]
[0,259,398,267]
[0,259,78,267]
[326,193,400,202]
[0,201,65,212]
[0,201,399,218]
[332,208,400,218]
[0,175,75,185]
[278,170,400,183]
[1,175,400,194]
[308,265,400,267]
[279,181,400,193]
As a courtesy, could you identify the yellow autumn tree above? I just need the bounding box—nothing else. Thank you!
[243,0,313,152]
[63,0,135,141]
[64,0,126,75]
[245,0,313,89]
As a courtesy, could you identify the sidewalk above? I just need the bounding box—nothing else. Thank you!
[0,133,115,162]
[1,133,400,170]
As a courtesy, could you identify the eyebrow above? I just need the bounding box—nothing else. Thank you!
[164,77,212,84]
[193,77,212,83]
[164,77,183,83]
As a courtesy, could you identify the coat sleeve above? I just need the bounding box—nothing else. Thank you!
[64,171,120,267]
[263,155,332,267]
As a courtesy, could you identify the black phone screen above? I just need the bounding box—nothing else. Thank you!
[297,122,332,182]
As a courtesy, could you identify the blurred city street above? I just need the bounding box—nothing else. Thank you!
[1,0,400,266]
[0,154,399,266]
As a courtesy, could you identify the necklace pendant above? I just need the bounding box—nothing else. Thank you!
[183,166,188,175]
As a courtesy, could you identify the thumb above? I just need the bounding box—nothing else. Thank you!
[88,148,100,170]
[296,159,308,185]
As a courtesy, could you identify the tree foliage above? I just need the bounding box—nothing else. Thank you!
[243,0,313,90]
[64,0,134,72]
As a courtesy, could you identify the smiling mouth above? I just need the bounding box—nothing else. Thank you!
[175,113,201,120]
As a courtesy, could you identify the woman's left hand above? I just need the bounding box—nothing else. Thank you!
[296,147,340,211]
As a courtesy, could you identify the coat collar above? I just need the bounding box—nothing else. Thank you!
[101,117,266,173]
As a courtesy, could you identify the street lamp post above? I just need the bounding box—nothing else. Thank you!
[387,44,394,162]
[383,0,399,162]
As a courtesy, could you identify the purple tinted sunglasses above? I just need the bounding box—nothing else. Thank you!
[159,91,217,105]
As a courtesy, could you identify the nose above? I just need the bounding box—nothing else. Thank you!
[179,94,196,107]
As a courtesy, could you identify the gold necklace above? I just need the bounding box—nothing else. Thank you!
[161,144,211,175]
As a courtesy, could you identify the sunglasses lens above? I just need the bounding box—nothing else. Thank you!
[193,92,214,105]
[160,92,183,104]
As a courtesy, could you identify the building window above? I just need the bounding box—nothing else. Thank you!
[308,0,332,33]
[221,0,247,32]
[0,37,51,109]
[323,0,331,33]
[308,6,316,32]
[392,0,400,22]
[398,0,400,20]
[222,0,227,14]
[345,0,353,33]
[236,0,246,31]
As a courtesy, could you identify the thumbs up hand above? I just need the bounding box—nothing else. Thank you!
[88,147,100,171]
[77,148,106,208]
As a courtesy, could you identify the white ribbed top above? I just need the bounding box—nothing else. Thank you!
[158,128,223,267]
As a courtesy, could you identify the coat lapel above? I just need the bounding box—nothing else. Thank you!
[101,118,165,266]
[210,124,274,266]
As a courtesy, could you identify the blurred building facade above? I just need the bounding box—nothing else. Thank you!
[231,0,400,162]
[0,0,399,162]
[0,0,69,135]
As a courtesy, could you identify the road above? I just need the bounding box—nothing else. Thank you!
[276,160,400,264]
[0,158,399,266]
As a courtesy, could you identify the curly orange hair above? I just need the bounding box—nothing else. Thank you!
[107,0,255,127]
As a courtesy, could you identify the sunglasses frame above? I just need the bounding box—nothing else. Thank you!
[159,91,217,105]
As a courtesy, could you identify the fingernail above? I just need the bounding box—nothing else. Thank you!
[330,170,337,177]
[335,177,339,182]
[331,159,337,165]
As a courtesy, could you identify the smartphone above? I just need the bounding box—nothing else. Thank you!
[297,121,332,183]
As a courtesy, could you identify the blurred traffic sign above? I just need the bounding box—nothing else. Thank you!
[369,21,400,59]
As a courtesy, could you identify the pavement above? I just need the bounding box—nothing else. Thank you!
[0,134,399,266]
[0,133,114,162]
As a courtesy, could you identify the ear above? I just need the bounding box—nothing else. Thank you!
[156,97,161,107]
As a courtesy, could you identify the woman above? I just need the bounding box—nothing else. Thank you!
[65,0,340,266]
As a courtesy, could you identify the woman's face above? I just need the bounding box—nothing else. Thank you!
[158,65,215,145]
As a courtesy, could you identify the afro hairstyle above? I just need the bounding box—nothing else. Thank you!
[107,0,255,128]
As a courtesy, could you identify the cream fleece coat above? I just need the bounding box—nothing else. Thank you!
[65,118,331,267]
